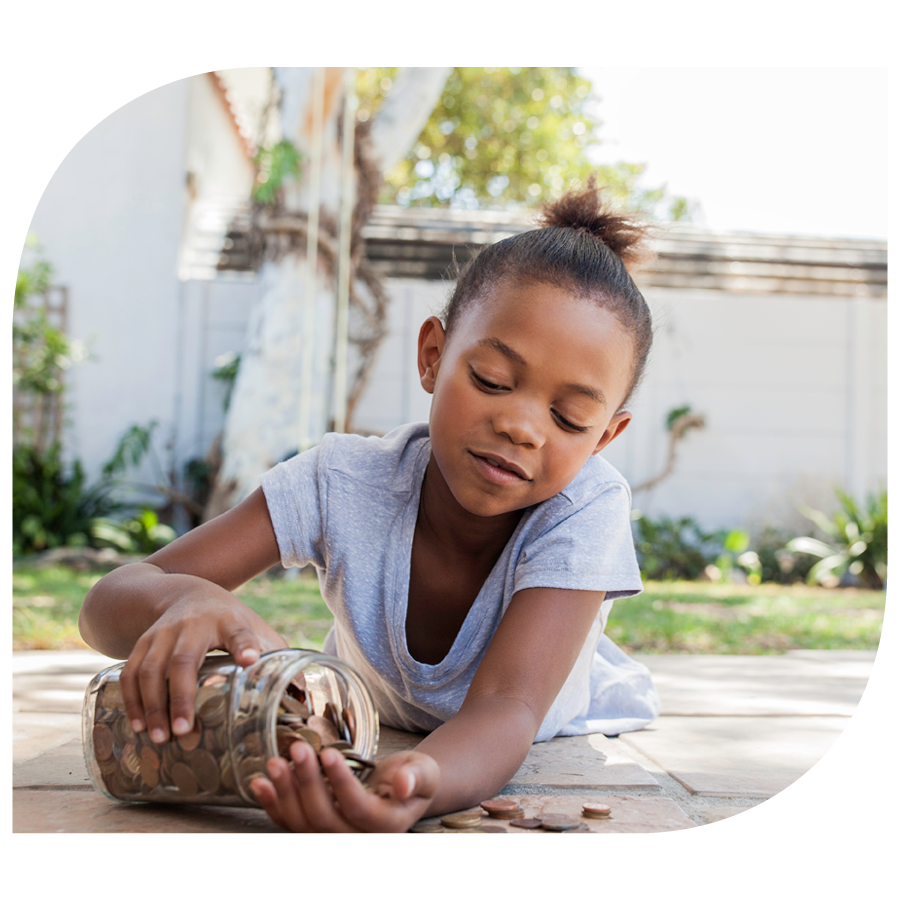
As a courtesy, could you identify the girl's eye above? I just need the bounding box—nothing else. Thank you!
[553,410,590,433]
[472,372,506,391]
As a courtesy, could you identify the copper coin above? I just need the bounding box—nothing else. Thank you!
[480,798,519,813]
[176,719,203,752]
[441,810,484,829]
[92,724,114,761]
[307,714,341,745]
[540,814,579,831]
[189,748,221,794]
[478,825,509,833]
[582,803,612,819]
[280,694,310,718]
[296,727,322,753]
[510,817,544,829]
[410,822,444,833]
[140,758,160,788]
[139,746,160,770]
[171,762,199,797]
[487,807,525,820]
[198,693,226,727]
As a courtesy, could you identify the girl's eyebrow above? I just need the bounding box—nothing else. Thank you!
[476,337,607,408]
[476,337,527,367]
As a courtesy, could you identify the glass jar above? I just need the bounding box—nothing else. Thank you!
[82,649,379,808]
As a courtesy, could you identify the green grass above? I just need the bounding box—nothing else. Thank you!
[611,580,885,654]
[12,564,886,655]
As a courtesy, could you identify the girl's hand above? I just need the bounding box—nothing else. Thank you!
[119,591,288,745]
[251,743,440,833]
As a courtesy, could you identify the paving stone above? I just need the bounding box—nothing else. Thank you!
[13,789,280,833]
[507,733,660,791]
[14,738,92,790]
[632,651,875,717]
[12,712,83,764]
[414,794,696,834]
[619,716,847,797]
[377,727,660,792]
[697,805,762,825]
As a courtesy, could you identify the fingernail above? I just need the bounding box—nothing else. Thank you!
[320,748,341,766]
[131,719,145,733]
[150,728,166,744]
[240,648,259,663]
[172,717,190,735]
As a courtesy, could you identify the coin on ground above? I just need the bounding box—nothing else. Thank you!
[582,803,612,819]
[510,817,543,829]
[487,806,525,820]
[441,809,484,829]
[540,814,579,832]
[480,797,519,813]
[410,822,444,833]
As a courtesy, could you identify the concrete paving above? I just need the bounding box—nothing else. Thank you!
[12,648,875,833]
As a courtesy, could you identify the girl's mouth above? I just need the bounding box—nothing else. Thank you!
[470,452,530,485]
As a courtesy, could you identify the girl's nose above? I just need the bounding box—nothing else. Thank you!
[493,402,545,448]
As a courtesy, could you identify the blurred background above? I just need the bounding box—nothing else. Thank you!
[13,67,887,651]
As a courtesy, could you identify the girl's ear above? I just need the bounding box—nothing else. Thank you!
[591,410,632,455]
[418,316,446,394]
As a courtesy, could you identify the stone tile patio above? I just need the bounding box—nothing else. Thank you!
[12,649,875,833]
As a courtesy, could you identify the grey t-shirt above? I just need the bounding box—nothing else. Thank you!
[260,422,658,741]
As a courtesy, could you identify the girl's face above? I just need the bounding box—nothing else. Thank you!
[418,278,635,520]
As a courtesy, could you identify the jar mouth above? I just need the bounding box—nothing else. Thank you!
[236,650,379,799]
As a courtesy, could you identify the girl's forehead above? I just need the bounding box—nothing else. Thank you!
[455,279,627,342]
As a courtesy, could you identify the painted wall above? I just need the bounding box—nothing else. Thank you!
[350,280,888,534]
[26,78,190,488]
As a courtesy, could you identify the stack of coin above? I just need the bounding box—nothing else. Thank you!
[441,809,485,830]
[480,798,525,820]
[86,661,373,808]
[582,802,612,820]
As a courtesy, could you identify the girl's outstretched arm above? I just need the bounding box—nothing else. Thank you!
[78,488,286,744]
[252,585,606,831]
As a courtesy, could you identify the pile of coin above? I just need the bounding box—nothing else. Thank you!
[412,799,615,833]
[88,666,373,808]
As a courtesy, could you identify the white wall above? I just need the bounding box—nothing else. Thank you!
[351,279,888,534]
[26,78,190,487]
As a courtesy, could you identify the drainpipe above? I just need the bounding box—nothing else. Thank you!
[298,66,325,452]
[333,68,356,434]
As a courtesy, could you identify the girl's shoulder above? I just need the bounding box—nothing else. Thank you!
[552,453,633,511]
[319,422,430,494]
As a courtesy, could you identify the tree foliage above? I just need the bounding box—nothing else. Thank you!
[357,67,693,221]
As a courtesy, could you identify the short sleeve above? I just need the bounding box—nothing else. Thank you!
[259,442,328,570]
[513,482,642,600]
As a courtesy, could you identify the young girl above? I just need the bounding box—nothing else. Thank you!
[79,177,659,833]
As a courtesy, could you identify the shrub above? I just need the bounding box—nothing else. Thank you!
[12,443,122,554]
[787,488,888,589]
[631,512,722,581]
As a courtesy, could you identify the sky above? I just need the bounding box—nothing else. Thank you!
[578,67,888,240]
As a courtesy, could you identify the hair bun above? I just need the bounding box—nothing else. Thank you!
[536,174,655,272]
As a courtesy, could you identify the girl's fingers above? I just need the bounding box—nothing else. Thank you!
[289,741,356,832]
[119,644,150,735]
[164,640,208,736]
[256,759,309,832]
[222,626,263,667]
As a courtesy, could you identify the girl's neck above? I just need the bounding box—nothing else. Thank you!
[416,454,524,560]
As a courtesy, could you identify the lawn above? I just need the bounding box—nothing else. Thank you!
[12,563,886,655]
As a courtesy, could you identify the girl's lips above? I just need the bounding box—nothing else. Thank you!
[470,452,530,485]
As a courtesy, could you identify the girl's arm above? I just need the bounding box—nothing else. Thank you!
[78,488,286,743]
[252,585,606,831]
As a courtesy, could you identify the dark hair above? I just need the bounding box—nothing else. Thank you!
[441,176,655,410]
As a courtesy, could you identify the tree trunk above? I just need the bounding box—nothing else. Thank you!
[204,67,450,520]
